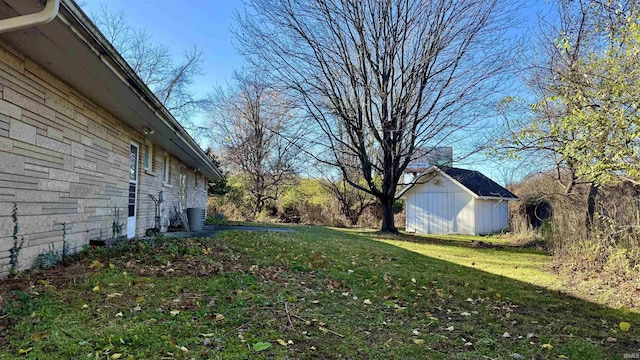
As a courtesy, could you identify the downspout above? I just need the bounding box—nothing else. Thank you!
[0,0,60,33]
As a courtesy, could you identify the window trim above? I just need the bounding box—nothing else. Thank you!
[163,155,170,184]
[179,166,187,208]
[143,141,154,173]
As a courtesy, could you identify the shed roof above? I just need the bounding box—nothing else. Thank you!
[396,165,518,200]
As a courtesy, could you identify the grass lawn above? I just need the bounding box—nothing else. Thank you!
[0,226,638,359]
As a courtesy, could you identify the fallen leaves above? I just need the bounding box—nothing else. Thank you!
[540,342,553,350]
[3,230,636,360]
[606,337,617,343]
[30,332,48,342]
[253,341,272,352]
[17,348,32,355]
[619,321,631,332]
[526,333,538,343]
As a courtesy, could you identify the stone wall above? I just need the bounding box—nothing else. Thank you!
[0,41,208,276]
[136,148,208,234]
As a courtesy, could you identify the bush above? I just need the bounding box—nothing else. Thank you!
[511,172,640,281]
[206,213,228,225]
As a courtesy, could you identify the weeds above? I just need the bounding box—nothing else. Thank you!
[111,206,123,238]
[0,226,638,359]
[34,244,60,270]
[206,213,228,225]
[9,202,24,276]
[33,223,73,270]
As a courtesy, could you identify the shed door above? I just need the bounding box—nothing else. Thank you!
[417,193,454,234]
[127,143,139,239]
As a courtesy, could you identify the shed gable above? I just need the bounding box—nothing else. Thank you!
[405,173,476,235]
[408,172,466,195]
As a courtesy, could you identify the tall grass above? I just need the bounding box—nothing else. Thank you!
[512,175,640,282]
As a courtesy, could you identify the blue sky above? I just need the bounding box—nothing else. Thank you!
[81,0,245,94]
[79,1,552,184]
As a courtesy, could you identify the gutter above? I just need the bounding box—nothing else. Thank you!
[0,0,60,33]
[58,0,223,181]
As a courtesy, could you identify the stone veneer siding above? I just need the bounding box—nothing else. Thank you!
[0,41,208,276]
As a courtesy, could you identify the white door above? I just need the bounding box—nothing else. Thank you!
[418,193,454,234]
[127,143,139,238]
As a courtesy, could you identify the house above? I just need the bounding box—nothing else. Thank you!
[0,0,223,275]
[397,166,518,235]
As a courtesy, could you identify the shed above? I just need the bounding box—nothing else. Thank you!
[396,166,518,235]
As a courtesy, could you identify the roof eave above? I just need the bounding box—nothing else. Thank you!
[478,196,519,201]
[58,0,223,181]
[395,165,441,199]
[396,166,518,201]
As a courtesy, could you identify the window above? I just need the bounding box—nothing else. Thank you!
[129,144,138,181]
[163,156,170,183]
[143,141,154,172]
[179,167,187,207]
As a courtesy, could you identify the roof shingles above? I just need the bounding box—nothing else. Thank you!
[438,166,517,199]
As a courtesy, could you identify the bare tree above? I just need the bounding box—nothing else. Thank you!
[91,5,205,129]
[498,0,634,233]
[235,0,520,233]
[318,157,378,226]
[322,177,378,227]
[208,70,303,218]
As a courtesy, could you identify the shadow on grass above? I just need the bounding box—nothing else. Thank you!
[309,226,640,357]
[0,226,637,359]
[347,228,546,255]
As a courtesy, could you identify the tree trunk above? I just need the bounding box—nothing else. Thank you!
[253,196,264,219]
[585,183,598,238]
[348,212,359,226]
[380,196,398,233]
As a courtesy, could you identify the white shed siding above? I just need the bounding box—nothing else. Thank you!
[474,199,509,234]
[406,193,416,232]
[404,174,475,235]
[419,193,452,234]
[455,193,475,234]
[494,201,509,232]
